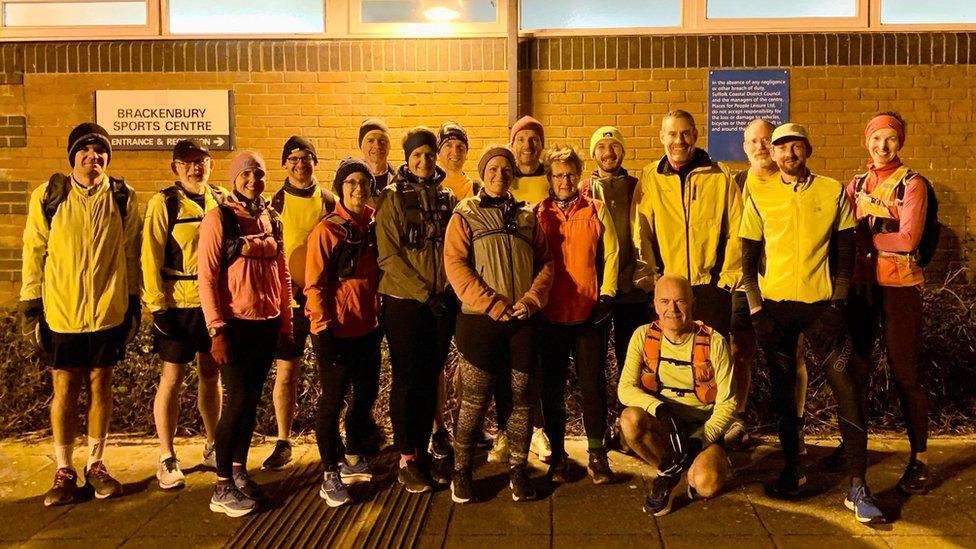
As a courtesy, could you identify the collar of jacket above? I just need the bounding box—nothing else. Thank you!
[229,190,270,216]
[866,157,904,181]
[656,148,712,176]
[547,192,582,214]
[591,167,632,184]
[282,176,318,197]
[476,188,516,209]
[334,200,375,229]
[396,163,447,188]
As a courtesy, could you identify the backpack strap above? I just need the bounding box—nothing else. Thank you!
[640,321,663,394]
[218,204,243,272]
[108,176,130,220]
[41,173,72,228]
[733,170,748,191]
[691,322,717,404]
[271,187,286,215]
[320,187,337,216]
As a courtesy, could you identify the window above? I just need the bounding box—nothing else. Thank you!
[361,0,497,24]
[706,0,857,19]
[3,1,146,26]
[521,0,681,31]
[879,0,976,25]
[168,0,324,35]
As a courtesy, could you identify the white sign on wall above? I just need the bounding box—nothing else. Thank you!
[94,90,235,151]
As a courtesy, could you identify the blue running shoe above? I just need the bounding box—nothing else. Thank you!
[845,484,884,524]
[320,471,350,508]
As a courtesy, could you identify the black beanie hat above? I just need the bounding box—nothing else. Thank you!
[402,127,438,161]
[67,122,112,167]
[438,121,468,150]
[281,135,317,166]
[333,157,375,204]
[358,118,390,148]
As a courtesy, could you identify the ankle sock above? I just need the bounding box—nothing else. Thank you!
[87,437,106,468]
[54,443,74,470]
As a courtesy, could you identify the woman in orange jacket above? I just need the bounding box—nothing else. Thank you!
[304,158,382,507]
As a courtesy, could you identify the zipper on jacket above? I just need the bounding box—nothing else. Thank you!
[684,173,693,282]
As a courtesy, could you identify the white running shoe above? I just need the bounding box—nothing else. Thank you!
[487,430,510,464]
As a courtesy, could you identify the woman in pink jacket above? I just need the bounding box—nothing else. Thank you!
[198,151,293,517]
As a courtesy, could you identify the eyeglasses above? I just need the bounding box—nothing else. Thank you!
[174,159,210,169]
[550,173,580,182]
[286,156,314,165]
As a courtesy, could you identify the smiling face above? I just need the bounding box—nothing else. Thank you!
[438,139,468,172]
[548,160,581,201]
[284,149,315,186]
[361,131,390,169]
[770,138,811,177]
[342,171,370,213]
[743,123,775,171]
[512,129,543,171]
[660,116,698,166]
[593,139,624,174]
[234,168,266,200]
[654,276,694,334]
[408,145,437,179]
[172,150,212,189]
[866,127,902,168]
[483,155,514,197]
[73,143,109,180]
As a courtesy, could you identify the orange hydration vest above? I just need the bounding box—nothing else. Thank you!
[640,321,717,404]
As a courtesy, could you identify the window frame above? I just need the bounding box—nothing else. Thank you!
[690,0,868,33]
[0,0,159,39]
[346,0,508,37]
[869,0,976,31]
[159,0,328,39]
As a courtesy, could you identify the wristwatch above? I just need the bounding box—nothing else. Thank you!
[208,325,223,337]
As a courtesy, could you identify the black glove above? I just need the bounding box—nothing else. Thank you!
[426,290,457,318]
[313,329,338,364]
[19,298,43,347]
[750,307,777,346]
[655,406,694,476]
[123,296,142,344]
[590,295,613,326]
[806,301,847,361]
[151,310,178,338]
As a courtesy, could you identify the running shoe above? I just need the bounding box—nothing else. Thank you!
[898,460,932,495]
[530,427,552,463]
[84,461,123,499]
[819,442,846,473]
[766,464,807,499]
[450,470,475,504]
[319,471,351,508]
[398,460,434,494]
[430,428,454,460]
[587,450,615,485]
[430,455,452,486]
[210,483,256,518]
[157,456,186,490]
[845,483,885,524]
[487,430,510,464]
[509,464,537,502]
[43,467,78,507]
[261,440,293,471]
[340,458,374,484]
[233,469,266,500]
[547,453,569,483]
[643,472,682,517]
[474,429,494,450]
[723,416,750,451]
[202,441,217,470]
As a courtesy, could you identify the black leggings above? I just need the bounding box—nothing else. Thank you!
[454,313,536,470]
[762,300,869,478]
[215,317,280,478]
[849,284,928,454]
[539,320,609,455]
[314,329,383,470]
[383,296,456,456]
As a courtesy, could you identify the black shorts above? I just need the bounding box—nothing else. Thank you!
[275,301,311,360]
[691,284,732,338]
[730,291,753,333]
[153,308,211,364]
[46,323,127,369]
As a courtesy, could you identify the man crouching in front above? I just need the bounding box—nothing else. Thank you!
[617,274,736,516]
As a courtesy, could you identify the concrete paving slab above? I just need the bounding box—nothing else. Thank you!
[133,483,240,539]
[554,533,661,548]
[30,486,174,540]
[883,536,976,548]
[748,488,885,537]
[871,493,976,537]
[0,502,69,542]
[14,537,126,548]
[770,535,889,548]
[551,492,657,536]
[662,534,775,549]
[446,495,550,536]
[120,536,228,548]
[443,534,549,548]
[421,491,453,537]
[655,488,768,537]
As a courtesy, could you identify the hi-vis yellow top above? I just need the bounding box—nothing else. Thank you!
[21,174,141,333]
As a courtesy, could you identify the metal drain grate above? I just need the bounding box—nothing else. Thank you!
[227,461,433,548]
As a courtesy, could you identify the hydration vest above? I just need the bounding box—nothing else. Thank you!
[218,203,284,272]
[399,181,453,251]
[321,211,376,282]
[640,321,717,404]
[42,173,130,228]
[270,184,336,217]
[160,184,227,280]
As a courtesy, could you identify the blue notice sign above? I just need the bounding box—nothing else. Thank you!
[708,69,789,162]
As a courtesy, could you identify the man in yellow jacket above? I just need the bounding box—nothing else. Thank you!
[633,110,742,337]
[20,122,141,506]
[142,139,227,489]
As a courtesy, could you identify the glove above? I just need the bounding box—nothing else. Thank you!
[123,296,142,345]
[151,310,178,338]
[19,298,43,347]
[276,330,296,357]
[654,406,694,477]
[750,307,776,347]
[210,331,232,366]
[313,329,338,364]
[590,295,613,326]
[806,301,847,362]
[426,290,456,318]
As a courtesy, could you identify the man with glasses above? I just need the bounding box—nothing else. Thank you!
[263,136,337,471]
[143,139,227,488]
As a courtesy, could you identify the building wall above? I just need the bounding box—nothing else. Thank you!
[0,33,973,302]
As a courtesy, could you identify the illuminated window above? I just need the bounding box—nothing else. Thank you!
[3,1,146,26]
[706,0,856,18]
[168,0,324,34]
[881,0,976,24]
[361,0,497,24]
[521,0,680,30]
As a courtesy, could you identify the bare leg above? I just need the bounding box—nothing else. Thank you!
[51,369,84,452]
[154,362,187,458]
[87,367,113,442]
[730,330,757,414]
[197,353,221,444]
[272,358,300,440]
[618,406,666,468]
[687,444,732,498]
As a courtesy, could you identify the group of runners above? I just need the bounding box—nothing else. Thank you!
[20,108,934,526]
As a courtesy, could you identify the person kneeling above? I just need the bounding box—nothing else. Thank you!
[617,275,736,516]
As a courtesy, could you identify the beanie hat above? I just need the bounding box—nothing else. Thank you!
[281,135,318,166]
[172,138,210,161]
[477,146,517,182]
[438,121,469,150]
[509,115,544,147]
[359,118,390,148]
[589,126,626,157]
[228,151,267,186]
[402,127,438,161]
[67,122,112,167]
[333,157,375,204]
